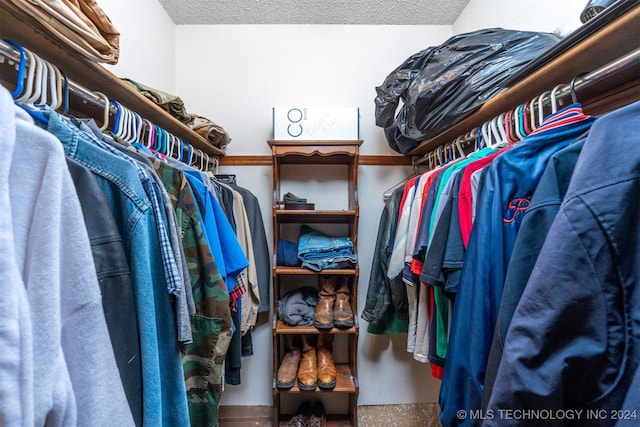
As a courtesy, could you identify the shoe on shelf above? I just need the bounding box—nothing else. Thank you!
[316,333,336,390]
[305,401,327,427]
[283,192,308,203]
[333,276,354,329]
[297,335,318,391]
[314,275,336,330]
[286,401,312,427]
[276,335,301,389]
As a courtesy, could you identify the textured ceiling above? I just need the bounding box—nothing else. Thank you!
[158,0,471,25]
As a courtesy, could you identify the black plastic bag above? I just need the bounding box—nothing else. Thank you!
[375,28,560,154]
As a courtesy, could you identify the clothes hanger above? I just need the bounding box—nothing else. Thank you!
[436,145,445,167]
[142,119,154,148]
[152,124,162,152]
[128,110,139,142]
[126,108,137,142]
[201,151,209,172]
[506,109,520,144]
[191,148,203,169]
[528,96,538,132]
[3,40,27,98]
[9,48,49,124]
[455,135,466,159]
[495,113,509,145]
[176,138,184,162]
[124,107,139,143]
[161,128,170,155]
[550,84,567,114]
[466,127,480,152]
[167,134,177,159]
[443,142,451,163]
[211,156,219,174]
[52,64,63,111]
[41,60,57,108]
[111,100,124,138]
[158,126,169,155]
[25,53,46,108]
[450,141,457,161]
[468,128,480,152]
[503,110,514,143]
[487,116,501,147]
[489,116,502,147]
[115,104,129,141]
[569,72,587,104]
[131,110,142,143]
[185,141,194,165]
[15,49,38,104]
[480,120,491,149]
[513,104,527,141]
[114,102,137,143]
[60,70,70,115]
[92,91,110,131]
[537,91,550,126]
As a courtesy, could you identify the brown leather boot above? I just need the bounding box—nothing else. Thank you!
[276,335,301,389]
[297,335,317,391]
[314,275,336,330]
[333,276,354,328]
[316,333,336,389]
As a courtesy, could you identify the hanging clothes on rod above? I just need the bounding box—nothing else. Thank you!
[364,48,640,427]
[0,38,219,171]
[0,37,263,427]
[0,82,136,427]
[483,99,640,426]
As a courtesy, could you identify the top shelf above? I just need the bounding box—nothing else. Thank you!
[406,3,640,157]
[268,140,362,162]
[0,3,225,158]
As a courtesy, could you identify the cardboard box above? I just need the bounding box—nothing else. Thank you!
[272,107,360,140]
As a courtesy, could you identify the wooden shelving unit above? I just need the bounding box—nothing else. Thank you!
[269,139,362,427]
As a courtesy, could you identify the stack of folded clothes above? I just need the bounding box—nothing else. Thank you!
[122,78,231,152]
[297,225,357,272]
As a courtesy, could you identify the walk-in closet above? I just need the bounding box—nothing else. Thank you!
[1,0,638,426]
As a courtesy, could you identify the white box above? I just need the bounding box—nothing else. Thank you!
[272,107,360,140]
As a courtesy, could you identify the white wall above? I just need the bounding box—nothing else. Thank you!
[95,0,589,410]
[173,24,451,406]
[99,0,177,92]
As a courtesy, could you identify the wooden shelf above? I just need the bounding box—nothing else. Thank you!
[268,140,363,147]
[274,209,359,223]
[273,364,357,394]
[279,417,353,427]
[406,3,640,157]
[274,266,359,275]
[274,320,359,335]
[269,140,362,163]
[218,154,413,166]
[0,3,225,158]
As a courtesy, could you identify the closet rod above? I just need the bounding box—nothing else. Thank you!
[0,38,218,170]
[0,38,112,111]
[412,47,640,166]
[550,47,640,104]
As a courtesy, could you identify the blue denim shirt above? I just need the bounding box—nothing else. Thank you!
[297,225,357,271]
[44,110,190,427]
[69,118,183,297]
